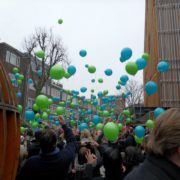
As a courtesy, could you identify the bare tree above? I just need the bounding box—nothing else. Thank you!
[23,27,69,96]
[122,79,144,107]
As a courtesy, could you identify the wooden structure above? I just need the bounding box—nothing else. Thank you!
[144,0,180,107]
[0,61,20,180]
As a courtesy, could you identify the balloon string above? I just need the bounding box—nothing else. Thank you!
[150,71,159,81]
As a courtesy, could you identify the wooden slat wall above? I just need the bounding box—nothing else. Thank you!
[0,60,20,180]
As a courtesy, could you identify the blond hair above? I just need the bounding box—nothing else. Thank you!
[147,108,180,157]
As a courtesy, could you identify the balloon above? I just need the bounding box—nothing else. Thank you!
[35,51,45,59]
[12,67,19,74]
[135,135,144,144]
[59,101,65,106]
[98,78,103,83]
[25,110,35,121]
[80,87,87,93]
[103,111,109,117]
[79,123,88,132]
[58,19,63,24]
[120,81,126,86]
[85,64,89,68]
[97,91,103,98]
[16,92,22,98]
[31,122,39,129]
[17,79,22,85]
[42,112,48,120]
[145,81,158,96]
[125,62,138,76]
[15,73,20,79]
[136,58,147,70]
[35,95,49,109]
[120,75,129,83]
[157,61,169,73]
[135,126,145,138]
[120,47,132,61]
[146,119,154,129]
[50,64,65,80]
[88,65,96,74]
[79,49,87,57]
[116,85,121,90]
[154,107,165,119]
[70,120,76,126]
[19,74,24,80]
[20,127,26,135]
[67,65,76,75]
[56,107,65,115]
[117,123,123,132]
[37,69,42,76]
[103,122,119,142]
[33,104,39,111]
[91,79,95,83]
[92,115,100,125]
[96,123,103,131]
[142,52,150,61]
[104,69,113,76]
[18,105,23,113]
[103,90,109,96]
[123,110,130,116]
[28,78,33,84]
[64,72,71,79]
[35,113,40,119]
[48,98,53,106]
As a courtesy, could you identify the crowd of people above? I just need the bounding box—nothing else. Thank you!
[16,108,180,180]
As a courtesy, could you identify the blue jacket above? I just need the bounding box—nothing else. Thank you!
[16,125,77,180]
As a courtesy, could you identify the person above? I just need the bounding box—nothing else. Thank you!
[125,108,180,180]
[16,116,77,180]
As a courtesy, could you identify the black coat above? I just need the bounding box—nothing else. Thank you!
[16,125,77,180]
[125,154,180,180]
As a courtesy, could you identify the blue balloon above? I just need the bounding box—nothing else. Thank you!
[116,85,121,90]
[135,126,145,138]
[80,87,87,93]
[120,75,129,83]
[145,81,158,96]
[55,120,60,126]
[104,69,113,76]
[79,49,87,57]
[92,115,100,125]
[91,79,95,83]
[120,47,132,61]
[67,65,76,75]
[85,64,89,68]
[15,73,20,79]
[154,107,165,119]
[16,92,22,98]
[28,78,33,84]
[120,81,127,86]
[25,110,35,121]
[37,69,42,76]
[79,123,88,132]
[157,61,169,73]
[98,91,103,98]
[136,58,147,70]
[52,97,60,102]
[119,57,126,63]
[11,79,16,84]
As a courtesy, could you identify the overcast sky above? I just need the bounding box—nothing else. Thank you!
[0,0,145,98]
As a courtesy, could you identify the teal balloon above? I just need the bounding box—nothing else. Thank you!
[145,81,158,96]
[136,58,147,70]
[79,49,87,57]
[67,65,76,75]
[120,47,132,61]
[120,75,129,83]
[154,107,165,119]
[135,126,145,138]
[157,61,169,73]
[25,110,35,121]
[104,69,113,76]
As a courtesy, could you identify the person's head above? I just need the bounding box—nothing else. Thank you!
[147,108,180,167]
[40,129,57,153]
[80,129,92,139]
[34,130,42,141]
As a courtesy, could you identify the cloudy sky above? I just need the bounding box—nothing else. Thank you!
[0,0,145,98]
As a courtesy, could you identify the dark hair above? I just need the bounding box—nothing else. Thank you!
[34,130,42,140]
[40,129,57,153]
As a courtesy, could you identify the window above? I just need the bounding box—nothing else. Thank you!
[51,87,60,97]
[6,50,20,67]
[27,98,34,109]
[31,61,36,72]
[62,92,67,101]
[41,86,46,94]
[9,73,18,87]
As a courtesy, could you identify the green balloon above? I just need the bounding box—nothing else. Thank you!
[103,122,119,142]
[88,65,96,74]
[35,113,40,119]
[85,118,90,123]
[19,74,24,80]
[103,90,109,96]
[18,105,23,113]
[56,107,65,115]
[91,89,94,93]
[42,112,48,120]
[98,78,103,83]
[35,51,45,59]
[48,98,53,106]
[96,123,103,131]
[20,127,26,135]
[70,120,76,126]
[142,52,150,61]
[12,67,19,74]
[59,101,65,106]
[118,80,121,85]
[64,71,71,79]
[33,104,39,111]
[89,122,95,128]
[123,110,130,116]
[50,64,65,80]
[58,19,63,24]
[146,119,154,129]
[17,79,22,85]
[135,135,144,144]
[125,62,138,76]
[31,122,39,129]
[35,95,49,109]
[126,117,132,122]
[117,123,123,132]
[103,110,109,117]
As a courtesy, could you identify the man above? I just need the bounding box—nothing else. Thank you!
[17,116,77,180]
[125,108,180,180]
